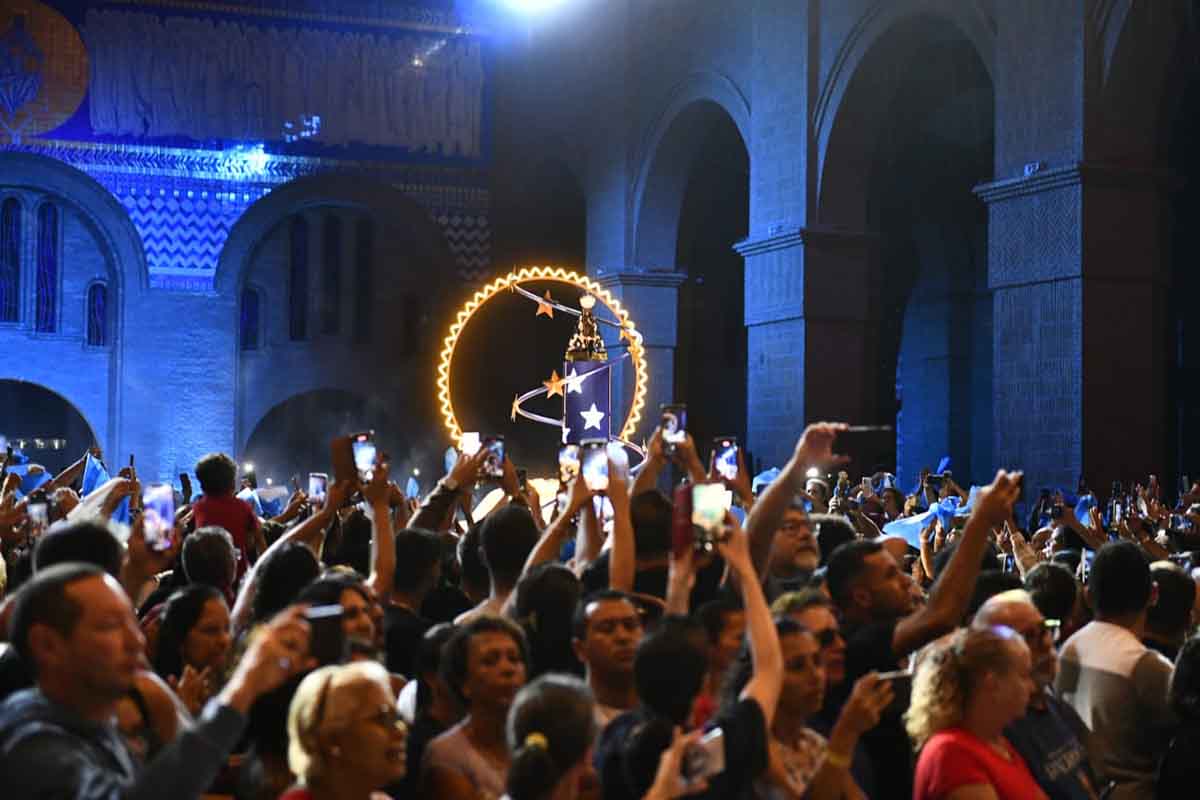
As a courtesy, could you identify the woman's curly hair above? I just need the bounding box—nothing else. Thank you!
[904,625,1022,750]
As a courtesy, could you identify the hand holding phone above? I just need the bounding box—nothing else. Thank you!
[481,436,505,480]
[659,404,687,452]
[305,604,347,666]
[712,437,738,482]
[580,439,608,493]
[308,473,329,505]
[141,482,176,552]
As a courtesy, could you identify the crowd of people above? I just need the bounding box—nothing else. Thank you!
[1,421,1199,800]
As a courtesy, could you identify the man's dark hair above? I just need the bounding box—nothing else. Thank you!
[630,491,673,558]
[181,526,237,588]
[1024,561,1078,622]
[572,589,637,640]
[392,528,443,594]
[479,505,540,587]
[326,510,371,576]
[9,563,106,673]
[633,615,708,724]
[195,452,237,496]
[440,616,530,706]
[825,540,883,610]
[33,520,123,577]
[967,570,1024,622]
[695,596,743,646]
[932,539,1000,581]
[252,542,320,624]
[1050,548,1082,575]
[1089,541,1153,618]
[811,514,857,565]
[1148,563,1197,638]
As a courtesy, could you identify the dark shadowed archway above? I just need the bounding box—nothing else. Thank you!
[0,380,98,474]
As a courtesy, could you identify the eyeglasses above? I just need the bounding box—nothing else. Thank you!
[812,627,840,648]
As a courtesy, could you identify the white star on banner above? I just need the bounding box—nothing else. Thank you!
[580,403,605,431]
[565,368,585,395]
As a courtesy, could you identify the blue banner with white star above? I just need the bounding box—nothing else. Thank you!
[563,359,611,445]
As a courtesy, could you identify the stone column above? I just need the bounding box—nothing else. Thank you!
[594,270,687,446]
[735,226,883,470]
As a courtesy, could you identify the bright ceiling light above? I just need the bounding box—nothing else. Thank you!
[500,0,566,13]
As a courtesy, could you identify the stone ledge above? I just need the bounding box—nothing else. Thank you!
[593,270,688,288]
[734,226,875,258]
[974,162,1180,204]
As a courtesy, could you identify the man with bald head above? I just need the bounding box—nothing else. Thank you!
[973,589,1100,800]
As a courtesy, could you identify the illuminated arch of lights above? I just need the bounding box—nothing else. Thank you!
[435,266,648,447]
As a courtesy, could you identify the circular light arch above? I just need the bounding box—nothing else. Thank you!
[436,266,647,444]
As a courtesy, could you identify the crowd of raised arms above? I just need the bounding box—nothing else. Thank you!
[2,421,1200,800]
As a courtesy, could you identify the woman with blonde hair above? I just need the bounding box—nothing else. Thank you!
[281,661,407,800]
[906,625,1046,800]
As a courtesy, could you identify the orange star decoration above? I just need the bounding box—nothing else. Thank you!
[536,291,555,318]
[511,394,522,422]
[543,370,566,399]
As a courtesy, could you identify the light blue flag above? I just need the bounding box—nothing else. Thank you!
[752,468,781,495]
[256,486,289,518]
[883,509,937,549]
[81,453,110,496]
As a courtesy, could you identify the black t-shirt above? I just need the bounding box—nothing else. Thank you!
[595,699,768,800]
[834,619,913,800]
[386,711,446,799]
[383,605,432,679]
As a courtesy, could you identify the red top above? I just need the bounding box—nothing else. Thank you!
[914,728,1049,800]
[192,493,259,578]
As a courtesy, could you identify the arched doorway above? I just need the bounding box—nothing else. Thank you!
[673,109,749,454]
[0,380,97,474]
[820,14,994,487]
[241,389,413,489]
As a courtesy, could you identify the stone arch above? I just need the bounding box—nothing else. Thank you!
[214,173,454,298]
[0,152,146,457]
[815,1,995,223]
[0,152,146,295]
[0,379,103,470]
[631,71,750,268]
[221,174,458,454]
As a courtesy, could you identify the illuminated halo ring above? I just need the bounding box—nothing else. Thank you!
[436,266,648,445]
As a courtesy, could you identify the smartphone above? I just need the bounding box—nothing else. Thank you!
[305,604,347,666]
[580,439,608,493]
[517,468,528,490]
[713,437,738,481]
[607,441,629,480]
[691,482,730,543]
[876,668,912,681]
[1082,549,1096,580]
[308,472,328,505]
[28,502,48,537]
[659,403,687,450]
[558,445,580,483]
[129,454,135,468]
[481,435,505,479]
[142,482,176,551]
[682,727,725,785]
[350,431,376,482]
[460,431,482,457]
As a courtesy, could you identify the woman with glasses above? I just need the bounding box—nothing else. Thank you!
[422,616,530,799]
[722,617,894,799]
[282,660,408,800]
[907,625,1047,800]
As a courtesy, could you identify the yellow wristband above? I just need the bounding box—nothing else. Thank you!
[825,749,851,769]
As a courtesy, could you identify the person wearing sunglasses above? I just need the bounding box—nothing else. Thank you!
[973,590,1101,800]
[283,661,408,800]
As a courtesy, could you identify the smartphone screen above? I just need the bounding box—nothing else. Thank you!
[713,437,738,481]
[351,431,376,482]
[142,482,176,551]
[659,403,687,447]
[682,727,726,784]
[28,502,48,537]
[308,473,328,504]
[305,604,347,666]
[558,445,580,483]
[482,436,505,479]
[460,432,482,457]
[517,468,528,490]
[581,439,608,493]
[607,441,629,480]
[691,482,729,535]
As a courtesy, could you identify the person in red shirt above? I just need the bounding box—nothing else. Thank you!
[908,625,1047,800]
[191,453,261,579]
